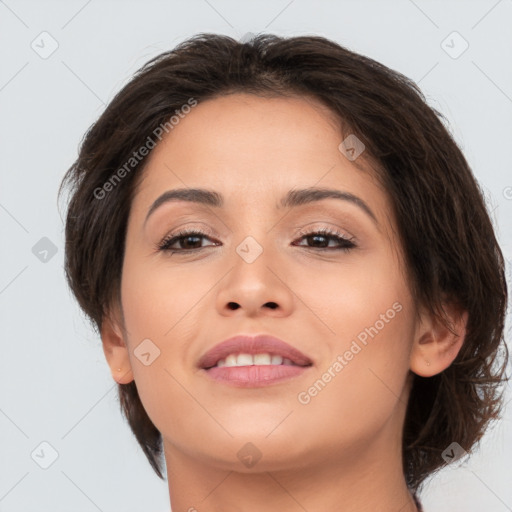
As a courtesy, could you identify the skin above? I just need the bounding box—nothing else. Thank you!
[101,93,467,512]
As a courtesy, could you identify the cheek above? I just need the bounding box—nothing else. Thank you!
[118,255,199,386]
[118,259,210,440]
[293,247,410,346]
[294,301,414,457]
[292,250,415,429]
[121,254,207,338]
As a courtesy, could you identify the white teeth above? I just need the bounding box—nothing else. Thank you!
[237,353,253,366]
[215,353,293,368]
[225,354,237,366]
[271,355,283,365]
[254,353,272,365]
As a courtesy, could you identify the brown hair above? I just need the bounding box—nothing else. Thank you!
[58,33,509,491]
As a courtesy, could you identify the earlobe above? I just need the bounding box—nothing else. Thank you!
[410,303,468,378]
[100,306,134,384]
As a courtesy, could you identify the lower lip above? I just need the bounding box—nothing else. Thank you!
[202,364,310,387]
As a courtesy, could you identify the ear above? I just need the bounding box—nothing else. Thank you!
[100,302,134,384]
[410,300,468,377]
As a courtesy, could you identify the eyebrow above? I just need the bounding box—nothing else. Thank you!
[144,186,378,227]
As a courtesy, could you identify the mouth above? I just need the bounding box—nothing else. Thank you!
[197,334,313,387]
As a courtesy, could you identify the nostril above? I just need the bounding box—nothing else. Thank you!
[226,302,278,310]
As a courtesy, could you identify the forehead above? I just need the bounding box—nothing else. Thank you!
[131,92,386,217]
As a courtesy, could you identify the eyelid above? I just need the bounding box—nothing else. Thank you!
[164,222,217,238]
[293,221,356,240]
[162,221,354,242]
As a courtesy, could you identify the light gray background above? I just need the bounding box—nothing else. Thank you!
[1,1,511,511]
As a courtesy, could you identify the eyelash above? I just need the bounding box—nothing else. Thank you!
[156,227,357,254]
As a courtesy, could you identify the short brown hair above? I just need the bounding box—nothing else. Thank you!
[58,33,509,491]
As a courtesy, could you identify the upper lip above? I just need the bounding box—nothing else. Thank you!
[198,334,313,369]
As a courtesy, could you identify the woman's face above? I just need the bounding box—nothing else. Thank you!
[113,93,420,472]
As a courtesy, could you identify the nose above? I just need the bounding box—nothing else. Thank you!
[215,240,294,318]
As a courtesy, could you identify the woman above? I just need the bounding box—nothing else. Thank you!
[59,33,509,511]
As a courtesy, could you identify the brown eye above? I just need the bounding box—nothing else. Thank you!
[293,228,356,251]
[157,229,218,253]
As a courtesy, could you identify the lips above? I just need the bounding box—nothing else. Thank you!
[197,334,313,370]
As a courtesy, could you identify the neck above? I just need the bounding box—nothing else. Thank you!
[164,411,418,512]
